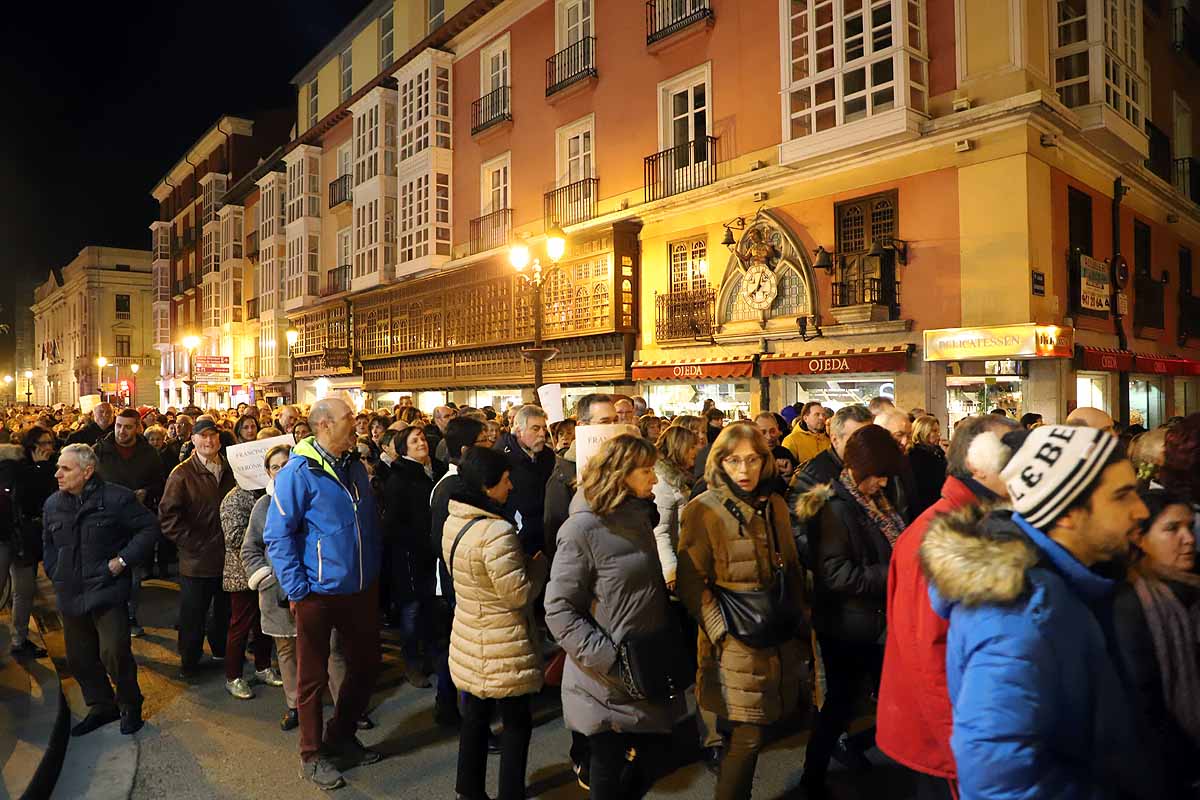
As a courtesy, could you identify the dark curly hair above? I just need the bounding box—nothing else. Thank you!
[1160,413,1200,504]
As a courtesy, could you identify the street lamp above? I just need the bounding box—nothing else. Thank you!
[509,223,567,390]
[285,325,299,405]
[182,334,200,408]
[23,370,32,407]
[96,356,109,403]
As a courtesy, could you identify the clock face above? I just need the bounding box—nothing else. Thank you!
[740,264,779,310]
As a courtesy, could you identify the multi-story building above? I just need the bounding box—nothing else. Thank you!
[149,112,291,410]
[30,246,155,407]
[204,0,1200,425]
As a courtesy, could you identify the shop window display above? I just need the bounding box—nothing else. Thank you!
[645,382,751,419]
[1076,373,1109,413]
[1129,378,1165,429]
[788,377,894,411]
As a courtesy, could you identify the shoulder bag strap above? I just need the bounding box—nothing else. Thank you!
[447,516,487,578]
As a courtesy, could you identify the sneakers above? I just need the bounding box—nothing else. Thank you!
[71,706,121,737]
[10,639,48,659]
[225,678,255,700]
[572,760,590,791]
[128,618,145,638]
[254,667,284,687]
[326,735,383,770]
[280,708,299,731]
[299,756,346,791]
[120,706,144,735]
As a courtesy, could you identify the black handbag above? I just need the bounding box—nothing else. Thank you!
[711,498,799,650]
[616,622,690,702]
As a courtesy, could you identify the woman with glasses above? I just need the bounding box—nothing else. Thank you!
[241,444,351,731]
[791,424,905,795]
[676,423,811,800]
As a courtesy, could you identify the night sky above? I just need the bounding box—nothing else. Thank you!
[0,0,372,354]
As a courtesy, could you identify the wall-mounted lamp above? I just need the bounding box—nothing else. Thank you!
[867,235,909,266]
[797,314,824,342]
[812,245,837,273]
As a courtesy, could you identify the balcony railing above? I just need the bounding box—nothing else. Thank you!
[1175,157,1200,204]
[646,0,713,45]
[1134,275,1166,330]
[471,86,511,135]
[644,136,718,203]
[1173,7,1200,63]
[469,209,512,254]
[544,177,598,228]
[546,37,597,96]
[246,230,259,259]
[329,174,352,208]
[246,297,258,321]
[324,265,351,296]
[1145,122,1172,183]
[832,277,902,312]
[655,288,715,342]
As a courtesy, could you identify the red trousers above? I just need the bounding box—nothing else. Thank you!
[293,583,380,762]
[226,590,272,681]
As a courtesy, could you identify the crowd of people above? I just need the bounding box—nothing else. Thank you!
[1,392,1199,799]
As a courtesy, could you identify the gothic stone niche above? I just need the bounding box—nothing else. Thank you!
[715,210,817,337]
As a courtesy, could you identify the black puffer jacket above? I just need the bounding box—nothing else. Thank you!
[383,457,440,561]
[495,432,555,555]
[42,477,159,617]
[793,479,892,644]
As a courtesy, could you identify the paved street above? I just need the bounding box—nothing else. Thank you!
[99,577,917,800]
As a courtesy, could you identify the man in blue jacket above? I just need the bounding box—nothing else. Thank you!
[264,398,382,791]
[920,425,1162,800]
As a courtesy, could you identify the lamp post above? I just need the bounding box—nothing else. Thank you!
[508,224,566,390]
[182,335,200,408]
[23,370,32,407]
[129,363,139,407]
[96,356,109,403]
[285,325,299,406]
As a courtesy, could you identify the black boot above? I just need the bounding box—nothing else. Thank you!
[120,705,144,735]
[71,706,121,737]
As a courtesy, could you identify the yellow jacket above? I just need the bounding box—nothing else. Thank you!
[783,425,831,466]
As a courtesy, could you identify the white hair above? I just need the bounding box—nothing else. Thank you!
[966,431,1013,479]
[512,404,548,431]
[60,443,98,471]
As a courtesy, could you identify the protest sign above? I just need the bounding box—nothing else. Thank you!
[537,383,565,424]
[79,394,101,415]
[574,423,638,477]
[227,434,295,491]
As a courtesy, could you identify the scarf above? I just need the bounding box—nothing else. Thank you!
[839,468,905,545]
[1131,573,1200,745]
[719,471,770,514]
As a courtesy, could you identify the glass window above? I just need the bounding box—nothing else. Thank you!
[429,0,445,30]
[115,335,131,358]
[307,78,319,129]
[789,376,896,412]
[115,294,131,319]
[379,9,395,70]
[1130,376,1165,428]
[1076,372,1110,412]
[340,47,353,102]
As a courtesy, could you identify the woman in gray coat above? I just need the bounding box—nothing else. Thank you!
[546,434,686,800]
[240,445,349,731]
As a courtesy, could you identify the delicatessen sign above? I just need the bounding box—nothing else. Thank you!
[923,324,1074,361]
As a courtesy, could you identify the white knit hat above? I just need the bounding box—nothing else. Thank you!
[1000,424,1120,529]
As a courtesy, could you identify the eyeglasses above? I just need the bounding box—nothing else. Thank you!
[722,455,763,471]
[37,439,55,446]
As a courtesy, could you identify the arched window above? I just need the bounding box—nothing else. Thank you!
[543,268,572,332]
[723,272,757,322]
[591,283,609,328]
[771,263,807,316]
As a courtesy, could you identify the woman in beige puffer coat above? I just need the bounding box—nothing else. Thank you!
[443,446,548,800]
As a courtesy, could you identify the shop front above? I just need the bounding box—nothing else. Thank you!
[924,323,1075,427]
[632,356,756,418]
[761,346,912,411]
[1075,347,1200,426]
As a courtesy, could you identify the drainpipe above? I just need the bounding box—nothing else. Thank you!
[1112,176,1130,425]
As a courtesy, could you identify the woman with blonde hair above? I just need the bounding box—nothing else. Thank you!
[676,424,811,800]
[651,426,700,588]
[639,414,664,443]
[908,414,947,517]
[546,433,687,799]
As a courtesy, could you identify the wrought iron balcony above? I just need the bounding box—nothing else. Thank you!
[324,264,351,296]
[1134,274,1165,330]
[655,288,715,342]
[546,37,597,96]
[246,297,258,321]
[246,230,259,260]
[832,277,902,312]
[469,209,512,254]
[644,136,718,203]
[1173,7,1200,63]
[1145,122,1172,183]
[646,0,713,45]
[329,174,352,208]
[544,177,598,229]
[471,86,511,135]
[1175,157,1200,204]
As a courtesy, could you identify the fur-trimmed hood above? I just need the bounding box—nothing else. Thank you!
[792,482,835,522]
[919,504,1038,610]
[0,443,24,463]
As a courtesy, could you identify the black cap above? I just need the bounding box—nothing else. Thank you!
[192,419,219,436]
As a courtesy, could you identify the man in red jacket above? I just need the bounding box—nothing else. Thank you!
[877,414,1018,799]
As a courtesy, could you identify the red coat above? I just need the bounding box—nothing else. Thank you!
[876,474,981,780]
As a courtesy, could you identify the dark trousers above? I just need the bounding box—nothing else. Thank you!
[717,721,765,800]
[393,552,435,661]
[430,592,456,708]
[457,693,533,800]
[914,771,959,800]
[226,590,272,681]
[588,730,670,800]
[805,636,884,783]
[178,575,230,669]
[293,583,380,762]
[62,604,142,711]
